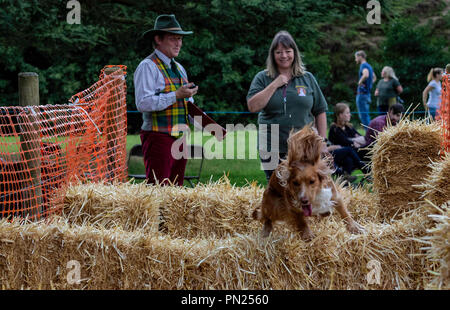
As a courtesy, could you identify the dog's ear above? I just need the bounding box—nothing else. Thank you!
[275,160,290,188]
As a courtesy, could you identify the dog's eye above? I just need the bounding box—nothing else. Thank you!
[310,179,315,184]
[293,181,300,186]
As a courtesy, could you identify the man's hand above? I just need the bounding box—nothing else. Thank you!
[175,83,198,99]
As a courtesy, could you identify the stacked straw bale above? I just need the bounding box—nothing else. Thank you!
[419,153,450,209]
[156,179,263,239]
[421,202,450,289]
[63,182,160,233]
[340,184,380,223]
[371,119,442,220]
[0,180,437,289]
[0,205,432,289]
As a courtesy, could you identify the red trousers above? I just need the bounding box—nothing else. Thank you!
[140,131,187,186]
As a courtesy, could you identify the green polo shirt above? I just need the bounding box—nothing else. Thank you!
[376,78,400,107]
[247,70,328,154]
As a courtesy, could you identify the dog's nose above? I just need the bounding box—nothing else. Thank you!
[300,197,309,204]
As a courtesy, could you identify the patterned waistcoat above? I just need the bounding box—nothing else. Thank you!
[146,53,189,138]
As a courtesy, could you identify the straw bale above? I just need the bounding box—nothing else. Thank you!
[421,202,450,289]
[419,153,450,210]
[371,119,442,220]
[156,179,263,239]
[0,204,433,289]
[0,179,439,289]
[63,179,378,236]
[340,184,380,223]
[63,181,160,233]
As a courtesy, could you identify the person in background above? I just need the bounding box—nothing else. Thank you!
[354,50,376,129]
[328,102,366,151]
[134,14,198,186]
[360,103,405,161]
[374,66,403,114]
[422,67,443,120]
[247,30,328,181]
[328,102,369,178]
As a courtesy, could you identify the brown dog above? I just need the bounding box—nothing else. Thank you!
[252,126,364,240]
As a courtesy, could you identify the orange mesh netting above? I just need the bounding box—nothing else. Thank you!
[0,65,127,220]
[437,74,450,153]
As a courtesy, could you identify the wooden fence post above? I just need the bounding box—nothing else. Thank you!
[18,72,43,220]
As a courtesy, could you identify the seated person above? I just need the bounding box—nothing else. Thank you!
[357,103,404,161]
[327,144,368,183]
[328,103,369,176]
[363,103,404,146]
[329,102,366,150]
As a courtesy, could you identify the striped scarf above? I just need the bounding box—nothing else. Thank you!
[149,53,189,138]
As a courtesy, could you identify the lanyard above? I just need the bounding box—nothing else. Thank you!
[282,80,290,116]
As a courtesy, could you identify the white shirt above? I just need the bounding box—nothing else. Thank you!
[133,49,193,113]
[426,79,442,109]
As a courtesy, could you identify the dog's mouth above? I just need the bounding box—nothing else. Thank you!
[302,204,312,217]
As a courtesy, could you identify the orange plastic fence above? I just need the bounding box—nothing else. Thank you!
[438,74,450,153]
[0,65,127,220]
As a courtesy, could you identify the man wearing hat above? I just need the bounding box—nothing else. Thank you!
[134,14,198,186]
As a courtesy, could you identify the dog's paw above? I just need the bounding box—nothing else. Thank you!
[347,221,365,234]
[260,223,272,238]
[301,228,315,241]
[260,229,270,238]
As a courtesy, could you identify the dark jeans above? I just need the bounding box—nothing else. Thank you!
[356,93,371,128]
[357,147,371,163]
[260,152,287,181]
[331,147,366,175]
[140,131,187,186]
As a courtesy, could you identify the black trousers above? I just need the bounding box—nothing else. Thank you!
[260,152,287,182]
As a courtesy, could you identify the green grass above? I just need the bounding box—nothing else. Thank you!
[127,130,267,187]
[126,127,368,187]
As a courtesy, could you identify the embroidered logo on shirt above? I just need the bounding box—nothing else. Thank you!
[296,85,307,96]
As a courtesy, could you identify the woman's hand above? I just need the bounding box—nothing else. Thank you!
[352,136,366,148]
[247,74,290,113]
[327,145,342,152]
[272,74,290,88]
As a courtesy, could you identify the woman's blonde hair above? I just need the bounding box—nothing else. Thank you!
[333,102,352,127]
[266,31,306,78]
[382,66,398,80]
[427,67,443,82]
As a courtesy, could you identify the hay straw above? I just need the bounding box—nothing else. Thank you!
[339,183,380,224]
[63,181,160,233]
[0,179,437,289]
[370,119,442,220]
[156,177,263,239]
[421,201,450,289]
[419,153,450,210]
[0,206,433,289]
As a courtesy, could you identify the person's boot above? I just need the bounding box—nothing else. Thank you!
[343,172,357,183]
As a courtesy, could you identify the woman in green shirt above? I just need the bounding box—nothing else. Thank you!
[374,66,403,114]
[246,31,328,181]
